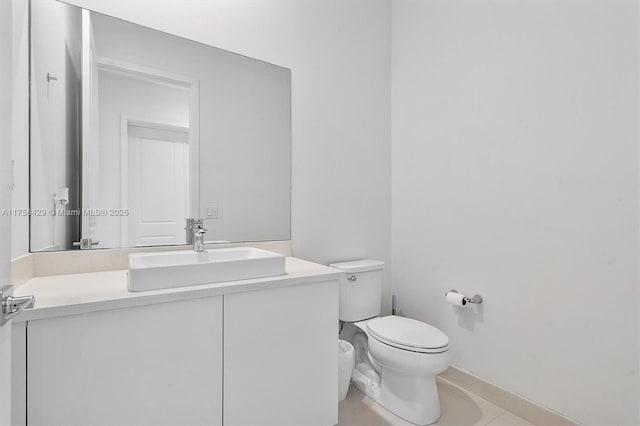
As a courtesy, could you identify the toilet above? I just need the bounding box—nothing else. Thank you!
[331,260,450,426]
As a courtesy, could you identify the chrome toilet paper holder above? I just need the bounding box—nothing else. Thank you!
[445,289,483,304]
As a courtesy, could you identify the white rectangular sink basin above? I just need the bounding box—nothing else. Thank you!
[128,247,286,292]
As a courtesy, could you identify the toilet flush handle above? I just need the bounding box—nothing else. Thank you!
[347,275,357,282]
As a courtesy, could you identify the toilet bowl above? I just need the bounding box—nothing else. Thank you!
[352,316,450,425]
[330,260,450,426]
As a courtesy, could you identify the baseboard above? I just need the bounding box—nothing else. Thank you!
[439,366,580,426]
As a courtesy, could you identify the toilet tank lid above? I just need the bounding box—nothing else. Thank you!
[329,259,384,273]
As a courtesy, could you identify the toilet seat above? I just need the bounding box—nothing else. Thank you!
[366,316,449,354]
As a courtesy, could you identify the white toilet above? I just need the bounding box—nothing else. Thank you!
[331,260,450,426]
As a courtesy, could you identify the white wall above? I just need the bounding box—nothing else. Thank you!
[0,0,13,423]
[391,1,639,424]
[66,0,393,310]
[11,0,29,259]
[0,0,12,281]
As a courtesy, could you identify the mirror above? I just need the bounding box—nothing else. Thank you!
[29,0,292,251]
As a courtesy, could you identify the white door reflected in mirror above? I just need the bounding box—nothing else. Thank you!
[126,123,190,247]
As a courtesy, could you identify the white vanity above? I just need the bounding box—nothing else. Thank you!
[11,253,341,426]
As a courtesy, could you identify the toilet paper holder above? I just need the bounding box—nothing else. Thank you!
[445,289,483,304]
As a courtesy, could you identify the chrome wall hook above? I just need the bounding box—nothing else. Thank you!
[47,73,58,82]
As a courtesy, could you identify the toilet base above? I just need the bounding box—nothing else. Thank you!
[352,363,441,426]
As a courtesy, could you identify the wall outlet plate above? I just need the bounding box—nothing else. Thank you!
[206,206,219,219]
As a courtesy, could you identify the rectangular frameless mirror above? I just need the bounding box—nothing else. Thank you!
[29,0,291,251]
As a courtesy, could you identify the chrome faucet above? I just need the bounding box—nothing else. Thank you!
[185,218,196,244]
[193,220,207,252]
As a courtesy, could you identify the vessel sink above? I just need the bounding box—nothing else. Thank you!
[128,247,286,292]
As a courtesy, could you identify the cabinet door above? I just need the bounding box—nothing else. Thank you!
[224,281,338,426]
[11,322,27,426]
[28,296,223,425]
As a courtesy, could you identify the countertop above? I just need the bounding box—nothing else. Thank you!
[13,257,344,322]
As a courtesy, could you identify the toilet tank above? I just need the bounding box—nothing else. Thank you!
[329,259,384,322]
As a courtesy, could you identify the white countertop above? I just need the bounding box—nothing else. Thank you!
[14,257,344,322]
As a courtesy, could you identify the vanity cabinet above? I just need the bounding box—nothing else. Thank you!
[224,281,338,426]
[26,296,224,425]
[12,277,339,426]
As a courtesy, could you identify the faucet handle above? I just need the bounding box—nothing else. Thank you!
[194,223,208,235]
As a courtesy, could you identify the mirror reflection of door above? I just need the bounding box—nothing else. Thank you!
[126,124,189,246]
[79,11,196,249]
[95,67,193,249]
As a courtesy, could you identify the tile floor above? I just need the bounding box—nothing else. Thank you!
[338,378,534,426]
